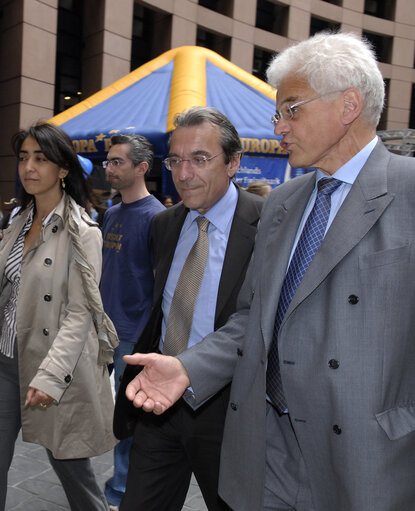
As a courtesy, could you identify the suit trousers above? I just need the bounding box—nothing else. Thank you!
[0,349,108,511]
[263,403,315,511]
[121,388,231,511]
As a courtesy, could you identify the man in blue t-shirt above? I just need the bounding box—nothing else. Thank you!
[100,134,165,510]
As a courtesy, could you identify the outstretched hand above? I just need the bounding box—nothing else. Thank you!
[123,353,191,415]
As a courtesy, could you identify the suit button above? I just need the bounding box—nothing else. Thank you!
[44,258,52,266]
[43,328,49,336]
[64,375,72,383]
[230,402,238,411]
[237,348,244,356]
[44,294,52,302]
[328,359,339,369]
[333,424,342,435]
[52,225,58,233]
[348,294,359,304]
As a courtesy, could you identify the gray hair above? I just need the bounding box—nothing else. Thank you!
[266,31,385,126]
[110,133,154,174]
[173,106,243,164]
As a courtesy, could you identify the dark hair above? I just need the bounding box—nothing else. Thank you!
[173,106,243,164]
[110,133,154,174]
[11,122,93,210]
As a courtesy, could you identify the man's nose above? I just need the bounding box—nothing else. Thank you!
[274,118,289,136]
[175,160,194,181]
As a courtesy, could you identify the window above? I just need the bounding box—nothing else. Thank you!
[409,84,415,129]
[362,31,393,64]
[54,0,83,113]
[253,47,274,82]
[131,4,171,71]
[198,0,233,17]
[310,17,340,37]
[377,79,390,131]
[196,28,231,60]
[256,0,289,37]
[364,0,395,21]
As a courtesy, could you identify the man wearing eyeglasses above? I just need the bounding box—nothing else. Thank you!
[119,32,415,511]
[100,134,165,510]
[114,106,263,510]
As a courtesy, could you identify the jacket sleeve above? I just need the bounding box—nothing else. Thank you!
[29,224,103,403]
[177,243,255,408]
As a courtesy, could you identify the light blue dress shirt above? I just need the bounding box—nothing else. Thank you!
[160,182,238,352]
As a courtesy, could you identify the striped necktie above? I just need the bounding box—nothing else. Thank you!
[163,216,210,356]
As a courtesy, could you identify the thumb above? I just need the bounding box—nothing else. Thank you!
[123,352,154,366]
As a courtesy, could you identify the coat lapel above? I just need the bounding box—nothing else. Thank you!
[285,142,394,322]
[0,211,28,280]
[260,173,316,348]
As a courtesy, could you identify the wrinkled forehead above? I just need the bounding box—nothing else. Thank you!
[276,74,313,107]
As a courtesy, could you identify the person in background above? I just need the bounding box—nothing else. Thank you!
[100,134,165,511]
[246,180,272,198]
[121,32,415,511]
[115,106,264,511]
[162,195,174,208]
[0,122,118,511]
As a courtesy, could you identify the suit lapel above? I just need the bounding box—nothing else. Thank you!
[285,141,394,322]
[153,204,187,301]
[260,173,316,347]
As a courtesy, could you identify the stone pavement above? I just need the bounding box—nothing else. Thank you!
[6,433,208,511]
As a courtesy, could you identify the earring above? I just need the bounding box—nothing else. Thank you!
[61,177,66,189]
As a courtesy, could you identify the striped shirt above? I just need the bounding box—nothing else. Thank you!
[0,208,34,357]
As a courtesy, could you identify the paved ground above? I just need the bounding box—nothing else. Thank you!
[6,433,208,511]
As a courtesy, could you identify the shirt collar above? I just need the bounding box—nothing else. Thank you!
[316,135,378,186]
[187,181,238,233]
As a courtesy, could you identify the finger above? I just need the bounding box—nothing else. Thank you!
[153,401,167,415]
[25,388,35,406]
[125,377,142,401]
[123,353,149,366]
[131,389,149,409]
[142,398,156,413]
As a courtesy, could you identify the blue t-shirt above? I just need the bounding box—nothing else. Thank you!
[100,195,165,344]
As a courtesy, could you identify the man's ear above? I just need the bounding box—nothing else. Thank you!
[227,153,241,178]
[136,161,149,176]
[342,88,363,125]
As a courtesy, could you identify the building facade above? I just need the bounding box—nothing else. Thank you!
[1,0,414,203]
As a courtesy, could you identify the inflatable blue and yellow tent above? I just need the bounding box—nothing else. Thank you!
[50,46,294,189]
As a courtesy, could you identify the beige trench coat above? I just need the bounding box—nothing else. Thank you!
[0,195,117,459]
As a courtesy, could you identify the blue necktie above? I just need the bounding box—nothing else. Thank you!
[267,178,342,412]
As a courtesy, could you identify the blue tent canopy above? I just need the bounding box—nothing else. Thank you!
[50,46,286,162]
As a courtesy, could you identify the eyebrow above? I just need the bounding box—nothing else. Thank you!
[168,150,210,157]
[277,95,300,108]
[18,149,44,155]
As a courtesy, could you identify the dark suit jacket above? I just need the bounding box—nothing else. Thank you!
[113,186,263,439]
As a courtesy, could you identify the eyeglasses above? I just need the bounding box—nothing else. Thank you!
[102,158,124,169]
[271,91,342,126]
[163,152,224,171]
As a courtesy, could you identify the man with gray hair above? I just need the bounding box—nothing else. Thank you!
[115,106,264,510]
[121,32,415,510]
[100,134,164,510]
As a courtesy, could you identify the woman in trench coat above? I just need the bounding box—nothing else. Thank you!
[0,122,118,511]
